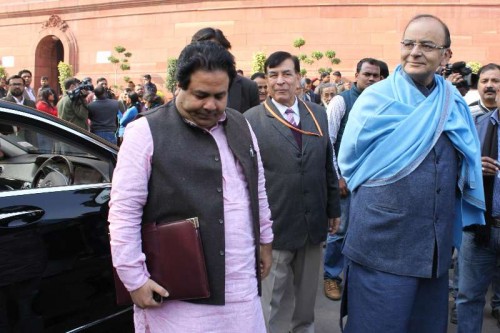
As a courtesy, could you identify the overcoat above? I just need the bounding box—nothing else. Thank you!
[245,97,340,250]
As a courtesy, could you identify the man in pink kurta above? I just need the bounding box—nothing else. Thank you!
[108,42,273,333]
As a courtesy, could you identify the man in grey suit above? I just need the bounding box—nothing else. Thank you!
[19,69,36,103]
[245,51,341,333]
[3,75,36,108]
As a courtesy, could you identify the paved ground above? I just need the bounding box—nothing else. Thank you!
[277,249,499,333]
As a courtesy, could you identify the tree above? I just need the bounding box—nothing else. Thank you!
[0,66,8,79]
[303,58,314,65]
[252,52,267,73]
[325,50,341,65]
[293,38,305,49]
[108,45,132,87]
[291,39,342,76]
[166,58,178,94]
[318,67,333,75]
[57,61,73,94]
[467,61,482,75]
[311,51,324,61]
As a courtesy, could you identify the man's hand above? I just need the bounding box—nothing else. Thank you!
[481,156,500,176]
[130,279,169,309]
[339,177,349,198]
[446,72,464,86]
[260,243,273,280]
[328,217,341,235]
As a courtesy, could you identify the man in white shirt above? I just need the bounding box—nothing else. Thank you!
[18,69,36,102]
[468,63,500,119]
[2,75,36,108]
[323,58,381,301]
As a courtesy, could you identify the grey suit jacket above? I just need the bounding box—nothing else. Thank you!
[2,95,36,109]
[23,87,37,103]
[245,97,340,250]
[228,75,259,113]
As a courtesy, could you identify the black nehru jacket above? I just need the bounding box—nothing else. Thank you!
[140,101,262,305]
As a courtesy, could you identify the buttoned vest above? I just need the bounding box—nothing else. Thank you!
[343,135,458,278]
[476,112,499,227]
[334,84,361,157]
[141,102,261,305]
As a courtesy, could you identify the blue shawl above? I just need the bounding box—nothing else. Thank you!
[338,65,485,245]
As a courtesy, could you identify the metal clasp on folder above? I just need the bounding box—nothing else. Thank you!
[187,217,199,228]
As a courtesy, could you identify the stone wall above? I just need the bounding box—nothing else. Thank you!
[0,0,498,92]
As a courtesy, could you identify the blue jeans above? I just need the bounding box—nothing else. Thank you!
[452,251,460,300]
[343,260,449,333]
[323,195,350,281]
[491,268,500,311]
[457,228,500,333]
[93,130,117,145]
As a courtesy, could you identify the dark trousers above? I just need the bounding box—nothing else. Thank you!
[342,260,448,333]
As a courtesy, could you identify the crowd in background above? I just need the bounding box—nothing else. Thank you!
[0,70,164,146]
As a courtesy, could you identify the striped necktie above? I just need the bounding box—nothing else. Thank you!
[285,108,297,126]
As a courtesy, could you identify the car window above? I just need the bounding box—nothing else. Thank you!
[0,124,96,157]
[0,119,113,191]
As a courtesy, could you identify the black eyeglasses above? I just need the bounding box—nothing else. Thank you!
[401,40,447,52]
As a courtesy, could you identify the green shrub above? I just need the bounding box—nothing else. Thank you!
[252,52,267,74]
[166,58,178,94]
[57,61,73,94]
[0,66,8,79]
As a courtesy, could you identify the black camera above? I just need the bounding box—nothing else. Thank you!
[68,79,94,101]
[443,61,472,88]
[105,88,116,100]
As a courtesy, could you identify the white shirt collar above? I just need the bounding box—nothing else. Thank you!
[271,97,300,122]
[12,95,25,105]
[24,87,36,101]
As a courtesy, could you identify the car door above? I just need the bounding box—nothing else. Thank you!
[0,103,133,332]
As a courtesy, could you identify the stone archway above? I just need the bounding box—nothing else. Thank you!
[34,36,64,97]
[33,15,78,96]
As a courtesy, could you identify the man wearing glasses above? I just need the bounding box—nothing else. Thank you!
[338,14,485,332]
[3,75,36,108]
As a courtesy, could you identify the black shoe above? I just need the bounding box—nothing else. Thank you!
[492,308,500,328]
[450,303,457,325]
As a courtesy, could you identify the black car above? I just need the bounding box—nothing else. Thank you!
[0,101,133,332]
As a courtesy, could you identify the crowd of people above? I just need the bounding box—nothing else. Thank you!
[0,70,164,146]
[1,13,499,333]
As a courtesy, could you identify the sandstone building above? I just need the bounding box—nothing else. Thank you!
[0,0,498,95]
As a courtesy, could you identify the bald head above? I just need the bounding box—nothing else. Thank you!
[403,14,451,48]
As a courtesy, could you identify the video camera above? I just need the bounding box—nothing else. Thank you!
[105,87,116,100]
[68,79,94,101]
[443,61,473,88]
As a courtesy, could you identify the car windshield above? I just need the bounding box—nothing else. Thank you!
[0,123,97,158]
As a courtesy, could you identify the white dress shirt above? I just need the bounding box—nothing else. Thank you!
[271,97,300,125]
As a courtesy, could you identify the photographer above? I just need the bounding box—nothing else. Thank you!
[442,61,472,97]
[57,77,93,130]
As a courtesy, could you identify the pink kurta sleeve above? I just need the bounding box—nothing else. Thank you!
[247,121,273,245]
[108,117,153,292]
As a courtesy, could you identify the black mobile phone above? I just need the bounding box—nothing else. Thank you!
[153,292,163,303]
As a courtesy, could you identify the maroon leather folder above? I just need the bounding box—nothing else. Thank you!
[113,217,210,305]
